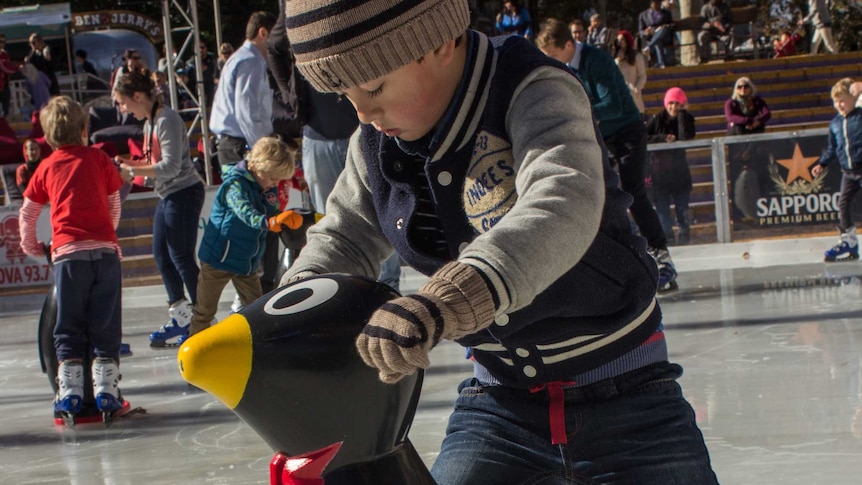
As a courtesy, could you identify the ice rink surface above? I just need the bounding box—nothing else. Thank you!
[2,239,862,484]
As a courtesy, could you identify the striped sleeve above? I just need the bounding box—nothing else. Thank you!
[18,198,45,257]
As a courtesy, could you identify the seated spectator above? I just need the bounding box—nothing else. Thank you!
[586,13,612,52]
[495,0,533,40]
[151,70,167,106]
[773,30,802,58]
[158,44,185,73]
[638,0,676,68]
[186,43,217,106]
[725,76,772,212]
[697,0,735,63]
[613,30,648,115]
[16,139,42,196]
[217,42,234,82]
[646,87,696,246]
[74,49,107,94]
[111,49,146,96]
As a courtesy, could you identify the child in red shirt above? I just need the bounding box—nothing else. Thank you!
[18,96,127,420]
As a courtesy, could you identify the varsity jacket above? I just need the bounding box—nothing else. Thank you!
[285,31,665,389]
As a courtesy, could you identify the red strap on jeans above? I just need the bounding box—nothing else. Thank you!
[530,381,576,445]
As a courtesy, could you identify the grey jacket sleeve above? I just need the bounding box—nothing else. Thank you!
[460,67,605,314]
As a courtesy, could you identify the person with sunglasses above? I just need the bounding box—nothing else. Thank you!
[725,76,771,221]
[111,49,146,99]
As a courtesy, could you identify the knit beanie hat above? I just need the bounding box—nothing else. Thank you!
[284,0,471,93]
[664,87,688,108]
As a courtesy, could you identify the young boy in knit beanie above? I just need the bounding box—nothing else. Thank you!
[279,1,717,483]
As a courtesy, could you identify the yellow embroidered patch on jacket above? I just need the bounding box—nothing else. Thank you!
[464,131,518,233]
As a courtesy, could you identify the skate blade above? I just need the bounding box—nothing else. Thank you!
[824,255,859,263]
[150,341,182,349]
[657,280,680,295]
[61,413,75,428]
[101,400,134,428]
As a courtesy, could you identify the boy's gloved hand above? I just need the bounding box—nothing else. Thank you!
[267,210,303,233]
[356,261,496,383]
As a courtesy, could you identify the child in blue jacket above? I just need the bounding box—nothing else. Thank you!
[812,78,862,262]
[189,136,299,338]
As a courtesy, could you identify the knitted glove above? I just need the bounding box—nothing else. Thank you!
[267,210,303,233]
[278,270,317,288]
[356,261,496,383]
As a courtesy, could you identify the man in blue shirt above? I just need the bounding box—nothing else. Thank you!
[210,11,276,170]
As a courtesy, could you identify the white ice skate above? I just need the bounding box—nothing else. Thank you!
[92,357,124,426]
[54,361,84,427]
[149,300,192,347]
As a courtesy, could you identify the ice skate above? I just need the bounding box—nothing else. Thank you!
[824,227,859,262]
[648,247,679,294]
[92,357,124,426]
[149,300,192,348]
[230,293,244,313]
[54,361,84,427]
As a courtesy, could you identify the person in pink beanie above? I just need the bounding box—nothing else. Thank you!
[646,87,697,245]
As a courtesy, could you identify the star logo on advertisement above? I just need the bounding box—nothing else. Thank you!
[768,143,823,195]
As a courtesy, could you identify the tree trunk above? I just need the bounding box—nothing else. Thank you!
[678,0,703,66]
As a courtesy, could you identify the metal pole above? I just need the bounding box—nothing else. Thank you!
[63,26,77,102]
[162,0,179,110]
[189,0,212,185]
[213,0,223,57]
[711,137,732,243]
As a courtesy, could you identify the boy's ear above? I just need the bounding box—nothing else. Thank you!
[433,38,458,66]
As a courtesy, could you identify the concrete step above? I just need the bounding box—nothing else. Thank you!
[645,51,862,89]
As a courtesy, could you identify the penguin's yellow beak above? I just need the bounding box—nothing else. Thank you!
[177,313,253,409]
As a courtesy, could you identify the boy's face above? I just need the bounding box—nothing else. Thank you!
[539,41,575,65]
[834,92,856,117]
[341,42,457,142]
[254,170,281,190]
[24,142,41,161]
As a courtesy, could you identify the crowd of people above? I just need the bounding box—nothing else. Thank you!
[2,0,862,482]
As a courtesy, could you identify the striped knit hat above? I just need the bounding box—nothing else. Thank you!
[284,0,470,92]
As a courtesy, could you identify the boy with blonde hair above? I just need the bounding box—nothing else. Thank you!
[813,78,862,261]
[189,136,300,339]
[19,96,126,420]
[276,1,717,483]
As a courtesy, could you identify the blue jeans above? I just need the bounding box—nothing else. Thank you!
[645,26,675,67]
[431,362,718,485]
[653,191,690,245]
[153,182,204,305]
[303,135,349,214]
[54,251,122,361]
[379,253,402,293]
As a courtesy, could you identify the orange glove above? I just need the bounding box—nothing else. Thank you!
[267,210,303,233]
